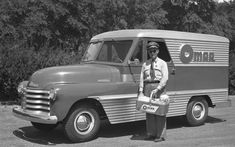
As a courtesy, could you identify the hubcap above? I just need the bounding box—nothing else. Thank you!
[192,102,205,120]
[74,111,95,135]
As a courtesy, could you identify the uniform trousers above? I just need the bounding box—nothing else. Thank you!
[144,83,166,139]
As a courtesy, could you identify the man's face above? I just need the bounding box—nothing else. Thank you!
[148,48,159,60]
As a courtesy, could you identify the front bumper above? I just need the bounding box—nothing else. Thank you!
[12,106,58,124]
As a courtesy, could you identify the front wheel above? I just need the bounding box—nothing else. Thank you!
[63,105,101,142]
[186,98,208,126]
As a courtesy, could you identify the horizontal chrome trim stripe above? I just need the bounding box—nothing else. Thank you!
[110,117,137,124]
[173,88,227,95]
[25,94,49,99]
[26,104,50,110]
[25,89,50,94]
[90,94,137,100]
[26,99,50,105]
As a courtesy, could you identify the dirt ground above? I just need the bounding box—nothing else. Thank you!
[1,96,235,147]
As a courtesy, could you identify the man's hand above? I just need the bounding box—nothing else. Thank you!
[151,88,159,99]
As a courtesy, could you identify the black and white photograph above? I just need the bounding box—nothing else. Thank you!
[0,0,235,146]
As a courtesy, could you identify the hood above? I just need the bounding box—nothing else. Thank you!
[28,63,120,89]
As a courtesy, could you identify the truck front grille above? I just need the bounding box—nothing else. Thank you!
[22,88,51,116]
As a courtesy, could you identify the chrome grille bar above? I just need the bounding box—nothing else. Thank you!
[26,104,50,110]
[23,88,51,116]
[26,99,50,105]
[25,89,50,94]
[25,94,48,99]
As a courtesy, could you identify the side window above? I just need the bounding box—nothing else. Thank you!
[130,40,143,64]
[146,41,171,62]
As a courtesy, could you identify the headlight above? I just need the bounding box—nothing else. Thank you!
[17,82,25,94]
[48,88,58,101]
[28,81,39,88]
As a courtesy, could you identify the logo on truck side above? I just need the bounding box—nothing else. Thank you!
[180,44,215,64]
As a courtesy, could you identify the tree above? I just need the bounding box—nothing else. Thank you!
[217,0,235,94]
[98,0,168,30]
[163,0,232,37]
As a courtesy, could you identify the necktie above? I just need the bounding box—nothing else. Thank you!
[150,60,155,81]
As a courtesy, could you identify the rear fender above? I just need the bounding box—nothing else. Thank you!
[189,95,213,107]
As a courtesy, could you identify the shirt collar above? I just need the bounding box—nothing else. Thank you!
[152,57,159,63]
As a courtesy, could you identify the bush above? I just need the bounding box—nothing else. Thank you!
[229,51,235,95]
[0,46,82,101]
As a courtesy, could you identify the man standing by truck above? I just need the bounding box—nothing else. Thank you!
[139,41,169,142]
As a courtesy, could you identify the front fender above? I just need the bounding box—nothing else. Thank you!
[50,82,118,122]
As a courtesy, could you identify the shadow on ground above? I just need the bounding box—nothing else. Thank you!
[13,125,71,145]
[13,115,225,145]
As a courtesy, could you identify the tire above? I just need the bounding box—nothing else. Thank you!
[31,122,58,131]
[63,105,101,142]
[186,98,208,126]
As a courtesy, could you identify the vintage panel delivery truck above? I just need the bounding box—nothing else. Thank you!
[13,29,231,142]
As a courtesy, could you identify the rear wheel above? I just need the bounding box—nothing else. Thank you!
[63,105,101,142]
[31,122,58,131]
[186,98,208,126]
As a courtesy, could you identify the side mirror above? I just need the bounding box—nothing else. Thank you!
[128,59,140,65]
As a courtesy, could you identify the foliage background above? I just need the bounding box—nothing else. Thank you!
[0,0,235,101]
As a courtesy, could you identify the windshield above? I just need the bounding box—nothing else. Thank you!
[82,41,102,61]
[82,40,133,63]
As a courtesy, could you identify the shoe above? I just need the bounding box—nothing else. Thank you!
[144,135,155,140]
[154,137,165,142]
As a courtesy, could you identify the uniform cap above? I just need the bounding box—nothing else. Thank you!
[147,41,159,50]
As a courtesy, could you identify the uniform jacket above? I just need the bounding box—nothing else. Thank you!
[139,57,168,92]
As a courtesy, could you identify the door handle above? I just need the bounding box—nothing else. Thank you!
[171,68,175,75]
